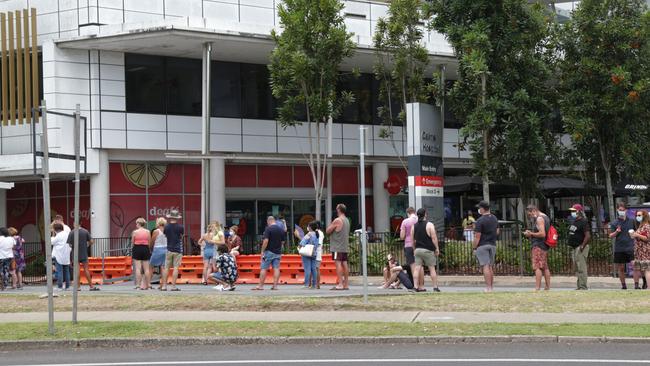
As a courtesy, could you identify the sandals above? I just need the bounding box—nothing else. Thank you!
[89,287,100,291]
[170,287,181,291]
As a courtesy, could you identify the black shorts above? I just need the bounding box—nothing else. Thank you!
[132,245,151,261]
[614,251,634,264]
[404,247,415,266]
[332,252,348,262]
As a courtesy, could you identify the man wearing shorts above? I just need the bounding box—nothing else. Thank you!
[524,205,551,291]
[399,207,418,287]
[473,200,498,293]
[609,202,635,290]
[162,209,184,291]
[252,216,285,290]
[326,204,350,290]
[410,208,441,293]
[67,223,99,291]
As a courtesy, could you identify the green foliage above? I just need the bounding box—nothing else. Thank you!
[424,0,559,203]
[557,0,650,215]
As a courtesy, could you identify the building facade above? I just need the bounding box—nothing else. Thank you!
[0,0,565,245]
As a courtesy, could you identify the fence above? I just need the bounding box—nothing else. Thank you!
[18,227,617,283]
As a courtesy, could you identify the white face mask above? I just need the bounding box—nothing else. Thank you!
[637,216,643,223]
[571,212,577,218]
[618,211,627,218]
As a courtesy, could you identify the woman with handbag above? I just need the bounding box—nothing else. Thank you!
[8,228,24,289]
[298,221,320,289]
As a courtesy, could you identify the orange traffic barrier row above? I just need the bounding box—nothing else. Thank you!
[79,256,132,285]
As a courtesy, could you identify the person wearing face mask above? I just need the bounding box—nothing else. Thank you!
[631,210,650,290]
[472,201,499,293]
[608,202,636,290]
[567,204,591,290]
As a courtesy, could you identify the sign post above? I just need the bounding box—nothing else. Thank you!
[40,100,55,335]
[72,104,81,324]
[406,103,444,231]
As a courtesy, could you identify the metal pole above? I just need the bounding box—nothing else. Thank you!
[40,101,54,335]
[359,126,368,304]
[200,42,213,234]
[326,115,333,226]
[72,104,81,324]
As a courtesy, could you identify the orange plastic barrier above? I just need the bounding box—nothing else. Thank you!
[79,256,132,285]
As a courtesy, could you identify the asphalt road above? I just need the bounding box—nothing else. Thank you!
[2,342,650,366]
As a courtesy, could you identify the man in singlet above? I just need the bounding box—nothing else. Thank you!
[326,203,350,290]
[524,204,551,291]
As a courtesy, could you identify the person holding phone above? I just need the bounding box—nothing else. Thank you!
[609,202,635,290]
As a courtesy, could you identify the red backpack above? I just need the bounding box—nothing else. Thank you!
[545,225,559,248]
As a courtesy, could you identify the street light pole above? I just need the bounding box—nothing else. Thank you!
[359,126,368,304]
[72,104,81,324]
[40,100,54,334]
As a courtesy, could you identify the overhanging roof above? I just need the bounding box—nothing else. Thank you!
[56,25,459,76]
[0,182,14,190]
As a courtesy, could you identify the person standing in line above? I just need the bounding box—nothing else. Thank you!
[131,218,152,290]
[162,209,184,291]
[0,228,16,290]
[326,204,351,291]
[8,228,25,289]
[399,207,419,288]
[51,223,71,291]
[608,202,636,290]
[252,216,285,291]
[50,214,71,237]
[631,210,650,290]
[462,210,476,242]
[473,201,498,293]
[298,221,320,289]
[410,208,441,293]
[315,223,324,289]
[567,204,591,290]
[67,223,99,291]
[198,222,218,285]
[524,205,551,291]
[149,217,167,290]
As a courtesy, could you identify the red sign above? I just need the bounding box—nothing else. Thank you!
[414,176,444,187]
[384,175,402,195]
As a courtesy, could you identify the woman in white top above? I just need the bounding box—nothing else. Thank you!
[51,223,72,290]
[149,217,167,290]
[0,227,16,290]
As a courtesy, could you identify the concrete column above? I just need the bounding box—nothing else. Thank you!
[373,162,390,232]
[325,163,333,226]
[210,158,225,224]
[90,150,110,238]
[0,189,6,227]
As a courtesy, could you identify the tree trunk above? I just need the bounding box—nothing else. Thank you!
[599,143,615,224]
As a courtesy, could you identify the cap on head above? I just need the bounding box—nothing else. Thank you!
[569,204,584,212]
[478,200,490,210]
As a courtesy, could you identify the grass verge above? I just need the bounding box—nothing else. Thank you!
[1,321,650,340]
[2,290,650,313]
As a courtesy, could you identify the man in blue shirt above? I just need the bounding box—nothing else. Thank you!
[252,216,286,290]
[609,202,636,290]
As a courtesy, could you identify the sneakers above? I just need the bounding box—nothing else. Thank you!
[213,285,224,291]
[432,287,441,293]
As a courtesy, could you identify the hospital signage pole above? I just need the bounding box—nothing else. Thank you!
[406,103,444,231]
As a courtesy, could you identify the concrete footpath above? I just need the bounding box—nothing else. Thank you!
[3,310,649,324]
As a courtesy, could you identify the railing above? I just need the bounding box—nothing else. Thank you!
[16,227,618,283]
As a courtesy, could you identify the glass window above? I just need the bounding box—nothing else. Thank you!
[336,73,373,124]
[166,57,202,116]
[211,61,241,118]
[125,54,165,114]
[241,63,275,120]
[257,200,291,235]
[332,196,359,231]
[372,78,403,126]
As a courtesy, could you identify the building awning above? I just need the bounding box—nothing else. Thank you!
[55,23,458,74]
[539,177,605,198]
[0,182,14,190]
[444,176,520,197]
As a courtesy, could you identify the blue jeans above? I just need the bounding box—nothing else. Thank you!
[56,262,70,289]
[301,256,318,287]
[261,251,281,270]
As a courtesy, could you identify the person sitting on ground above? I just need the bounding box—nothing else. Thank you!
[208,244,238,291]
[379,254,404,289]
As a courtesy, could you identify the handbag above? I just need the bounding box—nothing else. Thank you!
[299,244,315,257]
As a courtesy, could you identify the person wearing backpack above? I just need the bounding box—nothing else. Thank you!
[524,204,552,291]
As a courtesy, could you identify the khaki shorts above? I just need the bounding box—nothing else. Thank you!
[414,248,437,268]
[165,252,182,269]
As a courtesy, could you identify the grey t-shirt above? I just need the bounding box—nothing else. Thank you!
[610,218,635,253]
[67,228,92,261]
[474,214,498,246]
